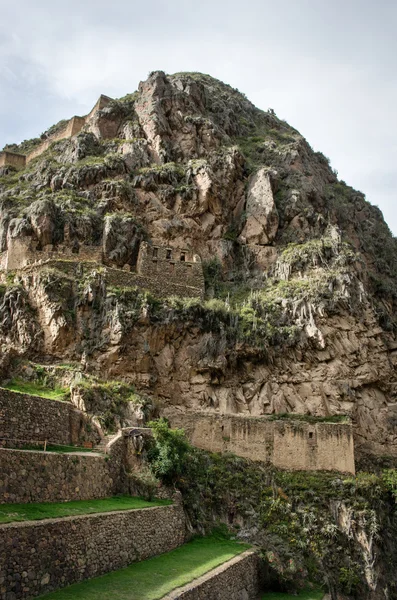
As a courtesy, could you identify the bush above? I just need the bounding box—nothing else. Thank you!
[147,418,190,485]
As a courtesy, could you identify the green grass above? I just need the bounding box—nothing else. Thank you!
[0,496,172,524]
[1,380,67,401]
[17,443,98,454]
[38,536,251,600]
[267,413,350,424]
[262,587,324,599]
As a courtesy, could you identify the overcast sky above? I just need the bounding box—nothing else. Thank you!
[1,0,396,233]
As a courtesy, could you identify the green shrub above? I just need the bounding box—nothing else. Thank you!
[147,418,190,485]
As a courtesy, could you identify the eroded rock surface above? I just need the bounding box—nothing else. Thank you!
[240,168,279,245]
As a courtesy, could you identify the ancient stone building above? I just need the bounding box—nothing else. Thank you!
[136,242,205,296]
[165,411,356,474]
[0,236,205,299]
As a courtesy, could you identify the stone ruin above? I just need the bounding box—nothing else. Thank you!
[0,94,113,169]
[0,230,205,299]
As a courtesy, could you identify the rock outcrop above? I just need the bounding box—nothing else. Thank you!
[240,167,279,245]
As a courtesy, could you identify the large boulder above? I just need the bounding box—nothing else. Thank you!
[240,168,279,245]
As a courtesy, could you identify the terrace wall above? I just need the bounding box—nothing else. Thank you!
[165,411,355,474]
[0,503,186,600]
[0,388,98,448]
[164,551,262,600]
[0,448,119,504]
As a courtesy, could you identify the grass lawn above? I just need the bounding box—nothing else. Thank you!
[1,380,67,401]
[38,536,251,600]
[262,587,324,599]
[0,495,172,524]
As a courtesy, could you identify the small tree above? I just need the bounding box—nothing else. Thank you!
[147,418,190,485]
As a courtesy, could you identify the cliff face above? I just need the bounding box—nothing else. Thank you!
[1,70,397,459]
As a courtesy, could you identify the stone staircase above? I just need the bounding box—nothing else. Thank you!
[96,431,122,453]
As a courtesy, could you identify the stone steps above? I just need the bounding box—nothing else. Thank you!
[96,432,120,452]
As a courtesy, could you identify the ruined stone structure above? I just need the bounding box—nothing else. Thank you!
[1,238,102,271]
[25,116,87,163]
[0,150,26,170]
[165,411,355,474]
[0,95,112,169]
[136,242,205,297]
[0,239,205,299]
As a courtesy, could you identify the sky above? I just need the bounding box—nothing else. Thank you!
[0,0,396,233]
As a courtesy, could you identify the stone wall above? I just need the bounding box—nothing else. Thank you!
[1,239,103,272]
[20,95,113,165]
[0,388,98,448]
[26,117,85,164]
[24,258,204,298]
[0,447,120,504]
[35,244,102,265]
[164,551,262,600]
[85,94,113,121]
[1,235,204,298]
[0,151,26,169]
[0,504,186,600]
[137,242,204,297]
[165,411,355,474]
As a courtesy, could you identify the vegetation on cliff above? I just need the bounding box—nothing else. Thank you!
[147,420,397,599]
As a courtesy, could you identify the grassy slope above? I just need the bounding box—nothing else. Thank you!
[262,588,324,600]
[38,536,251,600]
[2,380,67,400]
[0,496,172,524]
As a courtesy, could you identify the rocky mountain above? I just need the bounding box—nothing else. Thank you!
[1,70,396,458]
[2,70,397,600]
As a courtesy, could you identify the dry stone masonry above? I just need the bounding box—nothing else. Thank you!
[0,449,118,504]
[165,411,355,474]
[0,388,98,447]
[0,95,112,169]
[164,551,262,600]
[0,241,205,299]
[0,504,186,600]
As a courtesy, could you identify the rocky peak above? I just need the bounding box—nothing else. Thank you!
[0,71,396,460]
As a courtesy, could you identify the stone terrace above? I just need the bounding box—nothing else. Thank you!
[0,385,187,600]
[19,257,205,299]
[0,504,186,599]
[0,388,99,448]
[164,410,356,474]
